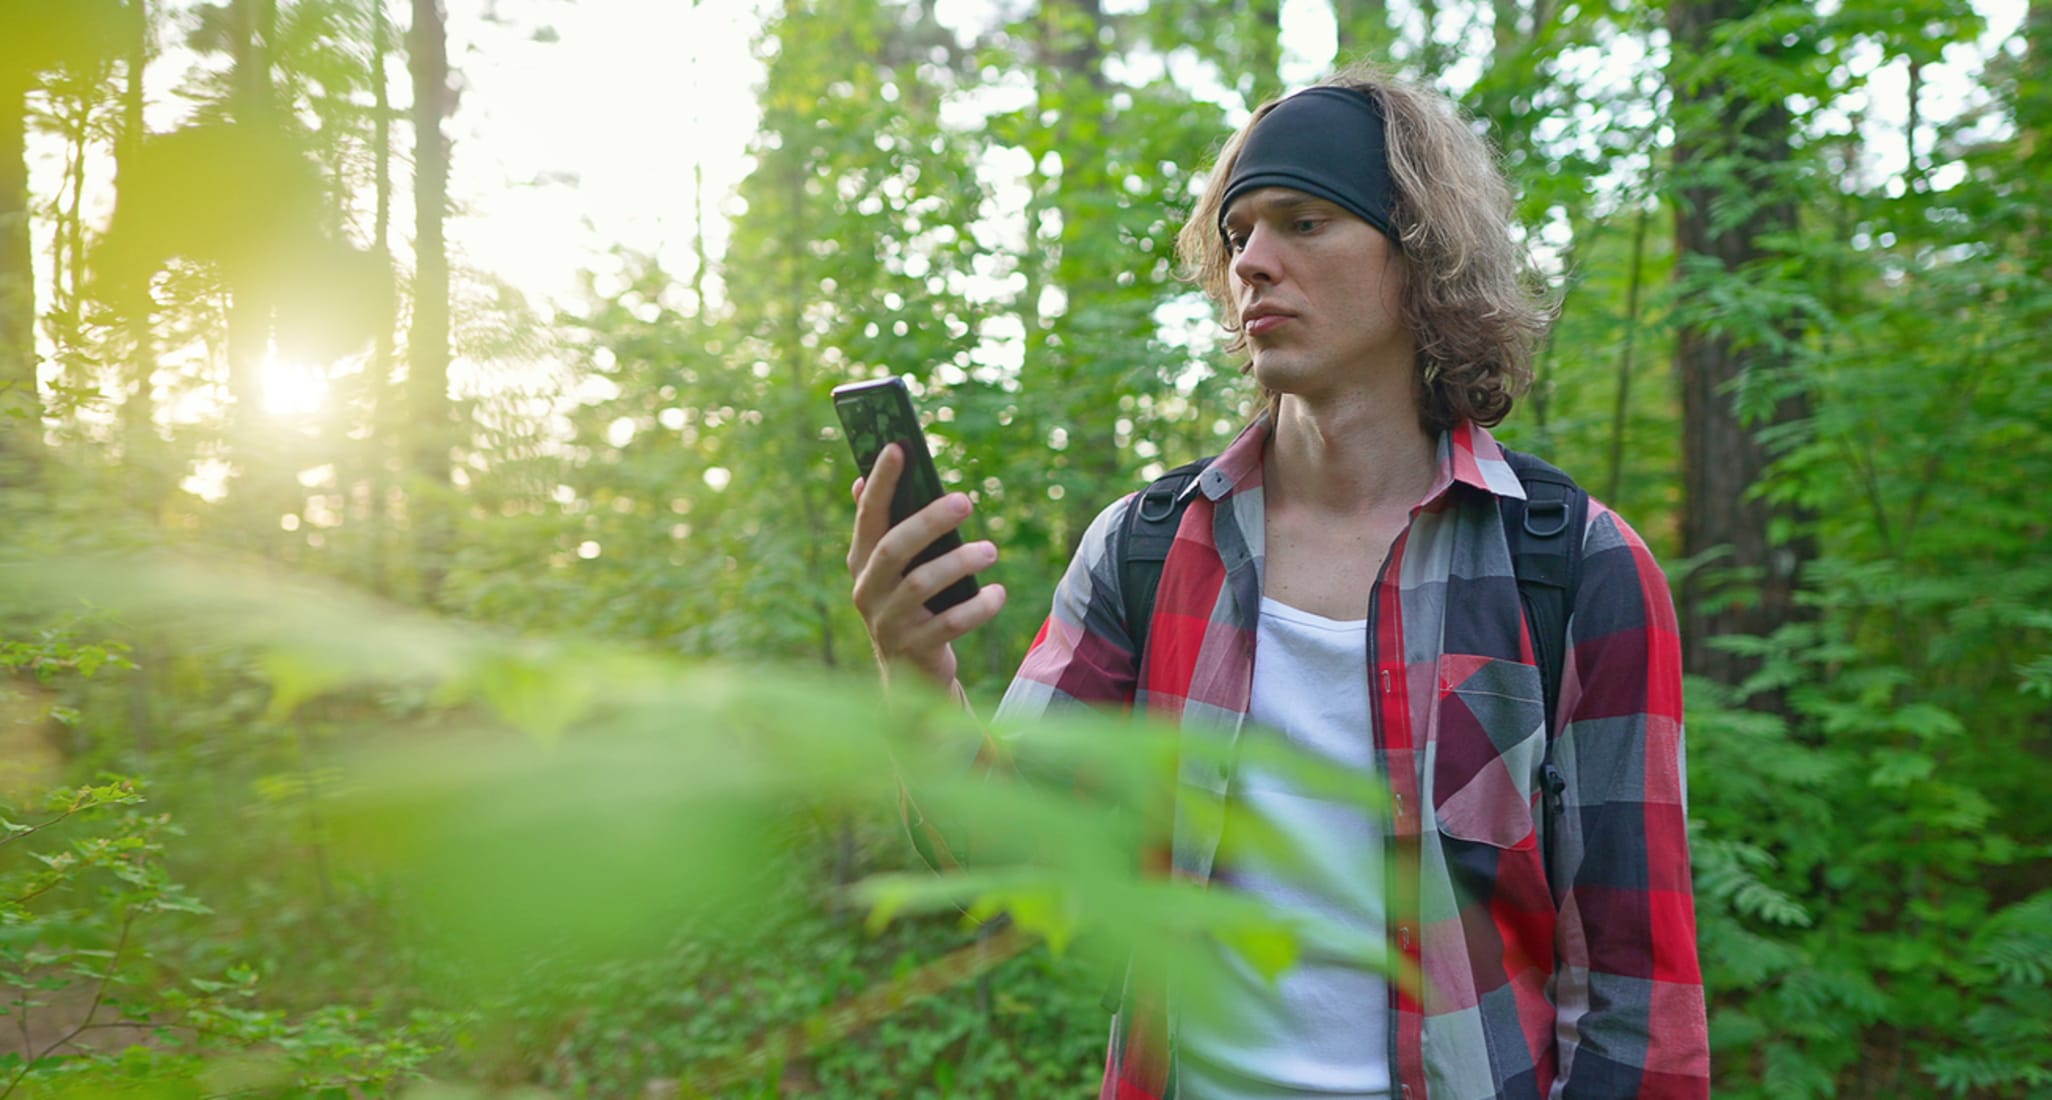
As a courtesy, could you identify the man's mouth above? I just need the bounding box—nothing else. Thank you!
[1244,309,1293,337]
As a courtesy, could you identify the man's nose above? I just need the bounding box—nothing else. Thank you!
[1231,226,1279,285]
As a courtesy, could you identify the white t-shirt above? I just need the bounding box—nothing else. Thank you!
[1176,597,1392,1100]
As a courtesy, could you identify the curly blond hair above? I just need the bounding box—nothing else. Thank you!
[1176,64,1551,433]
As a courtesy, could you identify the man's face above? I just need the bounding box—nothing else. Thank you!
[1220,186,1410,402]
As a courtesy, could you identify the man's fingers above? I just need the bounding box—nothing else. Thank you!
[848,444,901,575]
[899,583,1007,655]
[867,491,971,585]
[891,539,996,613]
[853,532,995,659]
[844,444,1002,680]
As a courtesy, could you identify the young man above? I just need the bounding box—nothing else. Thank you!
[847,67,1707,1100]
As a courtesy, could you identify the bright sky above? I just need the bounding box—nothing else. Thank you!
[445,0,768,311]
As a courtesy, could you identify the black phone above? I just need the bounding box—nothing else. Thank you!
[831,377,980,615]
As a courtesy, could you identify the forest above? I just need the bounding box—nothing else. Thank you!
[1,0,2049,1096]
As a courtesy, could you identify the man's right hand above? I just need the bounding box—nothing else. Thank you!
[846,443,1008,688]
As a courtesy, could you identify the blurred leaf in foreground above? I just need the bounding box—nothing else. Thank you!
[2,546,1399,1021]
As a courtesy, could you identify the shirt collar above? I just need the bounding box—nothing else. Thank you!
[1195,413,1529,505]
[1444,419,1528,501]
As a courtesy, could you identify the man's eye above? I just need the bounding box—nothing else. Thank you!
[1293,218,1320,233]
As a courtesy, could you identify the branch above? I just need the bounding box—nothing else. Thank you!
[0,804,90,851]
[2,909,137,1099]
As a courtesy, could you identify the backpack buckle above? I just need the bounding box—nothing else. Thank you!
[1524,498,1571,539]
[1137,484,1179,523]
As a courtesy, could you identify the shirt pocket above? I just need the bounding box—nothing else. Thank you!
[1430,655,1546,851]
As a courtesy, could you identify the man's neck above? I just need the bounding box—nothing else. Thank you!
[1264,388,1438,520]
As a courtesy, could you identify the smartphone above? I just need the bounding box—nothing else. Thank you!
[831,377,980,615]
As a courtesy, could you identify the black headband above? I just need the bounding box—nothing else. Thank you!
[1220,86,1399,245]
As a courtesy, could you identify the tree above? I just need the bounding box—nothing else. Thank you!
[364,0,398,592]
[0,0,122,486]
[115,0,155,500]
[408,0,452,601]
[1665,0,1813,691]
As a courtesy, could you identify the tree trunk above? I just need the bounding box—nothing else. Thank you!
[1604,202,1650,504]
[1904,57,1925,193]
[0,80,39,487]
[1492,0,1520,57]
[409,0,452,599]
[688,0,709,312]
[226,0,276,434]
[1246,0,1284,104]
[779,130,835,670]
[1029,0,1126,551]
[1667,0,1813,693]
[1332,0,1393,62]
[2020,0,2052,257]
[368,0,396,594]
[115,0,160,513]
[48,77,89,355]
[1415,0,1445,76]
[117,0,155,498]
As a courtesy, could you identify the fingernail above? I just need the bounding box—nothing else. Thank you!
[951,494,971,515]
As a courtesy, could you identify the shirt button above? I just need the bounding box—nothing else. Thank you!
[1402,1086,1414,1100]
[1399,925,1412,949]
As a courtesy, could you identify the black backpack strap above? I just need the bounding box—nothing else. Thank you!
[1500,448,1588,899]
[1113,456,1213,664]
[1099,455,1209,1016]
[1499,449,1588,738]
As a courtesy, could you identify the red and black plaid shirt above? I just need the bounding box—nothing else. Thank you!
[969,416,1707,1099]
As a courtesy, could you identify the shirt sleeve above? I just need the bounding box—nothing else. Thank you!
[900,493,1139,873]
[1550,502,1710,1098]
[995,493,1143,723]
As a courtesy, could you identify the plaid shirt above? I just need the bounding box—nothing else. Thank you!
[990,416,1708,1100]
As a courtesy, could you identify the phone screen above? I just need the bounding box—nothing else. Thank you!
[832,378,980,615]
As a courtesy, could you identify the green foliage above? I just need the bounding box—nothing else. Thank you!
[0,775,450,1098]
[453,881,1105,1099]
[3,505,1396,1096]
[4,0,2051,1096]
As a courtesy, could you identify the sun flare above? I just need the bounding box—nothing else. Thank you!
[259,349,332,417]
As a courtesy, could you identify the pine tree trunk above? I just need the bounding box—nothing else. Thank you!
[369,0,396,594]
[0,80,39,488]
[409,0,452,600]
[1667,0,1814,693]
[118,0,155,496]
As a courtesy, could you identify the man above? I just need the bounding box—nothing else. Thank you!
[847,66,1707,1100]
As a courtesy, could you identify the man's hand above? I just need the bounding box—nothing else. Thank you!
[847,443,1008,688]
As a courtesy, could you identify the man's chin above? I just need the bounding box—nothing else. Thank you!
[1249,356,1309,395]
